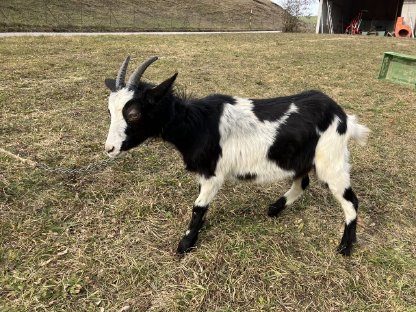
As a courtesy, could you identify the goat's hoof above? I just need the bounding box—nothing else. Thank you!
[176,236,197,255]
[337,243,353,256]
[267,197,286,217]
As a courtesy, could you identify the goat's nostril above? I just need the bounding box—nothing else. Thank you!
[106,146,115,153]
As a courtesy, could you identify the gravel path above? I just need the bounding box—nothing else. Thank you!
[0,31,282,37]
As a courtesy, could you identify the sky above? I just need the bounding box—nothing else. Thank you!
[271,0,320,16]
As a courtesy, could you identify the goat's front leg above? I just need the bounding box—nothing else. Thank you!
[177,176,223,255]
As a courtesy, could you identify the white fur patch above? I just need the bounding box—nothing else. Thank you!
[194,176,224,207]
[347,115,370,146]
[284,178,304,205]
[193,98,298,207]
[217,97,296,184]
[314,117,359,224]
[105,88,134,157]
[343,204,357,225]
[314,117,350,191]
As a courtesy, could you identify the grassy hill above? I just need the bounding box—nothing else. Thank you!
[0,0,285,32]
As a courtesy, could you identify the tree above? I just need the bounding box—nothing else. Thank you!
[280,0,315,32]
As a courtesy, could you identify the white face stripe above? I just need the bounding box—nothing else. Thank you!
[105,88,134,158]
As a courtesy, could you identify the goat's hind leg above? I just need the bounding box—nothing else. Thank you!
[332,185,358,256]
[319,171,358,256]
[268,174,310,217]
[177,176,223,255]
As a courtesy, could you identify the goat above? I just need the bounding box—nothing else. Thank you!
[104,56,370,256]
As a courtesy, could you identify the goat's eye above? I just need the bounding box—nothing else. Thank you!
[127,111,140,122]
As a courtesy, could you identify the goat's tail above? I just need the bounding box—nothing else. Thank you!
[347,115,370,146]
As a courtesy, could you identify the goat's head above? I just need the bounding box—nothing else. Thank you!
[104,56,177,158]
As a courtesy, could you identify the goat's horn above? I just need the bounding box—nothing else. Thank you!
[115,56,130,90]
[127,56,158,88]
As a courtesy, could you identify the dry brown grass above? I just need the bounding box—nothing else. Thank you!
[0,0,283,32]
[1,33,415,311]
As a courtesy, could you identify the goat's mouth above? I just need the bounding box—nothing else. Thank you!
[106,149,126,159]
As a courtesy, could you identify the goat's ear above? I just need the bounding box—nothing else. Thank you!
[145,73,178,104]
[105,78,117,92]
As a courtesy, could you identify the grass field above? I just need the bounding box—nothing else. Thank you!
[1,33,415,311]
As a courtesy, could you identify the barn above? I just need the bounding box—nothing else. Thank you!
[316,0,416,36]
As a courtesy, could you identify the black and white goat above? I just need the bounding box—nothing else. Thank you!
[104,56,369,256]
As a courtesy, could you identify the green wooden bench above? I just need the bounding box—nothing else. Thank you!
[378,52,416,89]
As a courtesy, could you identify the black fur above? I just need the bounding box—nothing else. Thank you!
[162,95,235,178]
[251,98,290,122]
[236,173,257,181]
[301,175,310,190]
[268,197,287,217]
[252,90,347,178]
[336,116,347,134]
[177,205,208,254]
[252,90,346,132]
[338,219,357,256]
[105,78,117,92]
[117,79,233,178]
[343,187,358,209]
[120,80,174,151]
[338,187,359,256]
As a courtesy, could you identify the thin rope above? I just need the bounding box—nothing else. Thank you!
[0,147,37,167]
[0,147,113,174]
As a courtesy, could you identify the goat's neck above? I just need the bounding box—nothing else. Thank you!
[161,98,207,154]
